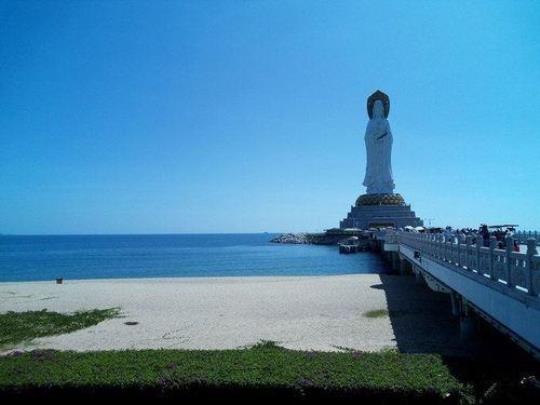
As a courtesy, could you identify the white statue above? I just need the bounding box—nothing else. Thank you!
[362,94,395,194]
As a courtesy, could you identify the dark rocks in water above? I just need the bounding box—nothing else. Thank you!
[270,233,309,244]
[271,230,373,246]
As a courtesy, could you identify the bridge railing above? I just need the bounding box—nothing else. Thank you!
[393,231,540,299]
[514,230,540,245]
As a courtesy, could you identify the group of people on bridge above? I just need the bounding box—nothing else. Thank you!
[402,224,521,252]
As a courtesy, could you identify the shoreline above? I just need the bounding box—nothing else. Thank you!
[0,272,382,285]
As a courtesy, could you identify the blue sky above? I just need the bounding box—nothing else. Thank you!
[1,1,539,234]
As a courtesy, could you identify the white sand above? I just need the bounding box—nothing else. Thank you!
[1,275,398,353]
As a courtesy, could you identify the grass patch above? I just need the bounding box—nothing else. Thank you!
[0,345,463,402]
[0,308,120,347]
[364,309,389,318]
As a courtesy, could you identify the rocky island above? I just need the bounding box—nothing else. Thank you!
[271,229,371,245]
[270,233,312,244]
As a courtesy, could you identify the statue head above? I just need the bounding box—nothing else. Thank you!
[367,90,390,119]
[372,100,384,119]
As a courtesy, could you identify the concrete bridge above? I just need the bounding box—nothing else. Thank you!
[378,230,540,359]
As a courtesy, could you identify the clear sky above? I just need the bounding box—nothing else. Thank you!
[1,1,539,234]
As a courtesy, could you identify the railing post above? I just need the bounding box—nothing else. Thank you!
[489,236,497,280]
[505,235,513,288]
[457,236,461,267]
[465,235,472,270]
[527,238,538,296]
[475,235,481,272]
[448,235,452,264]
[443,235,447,262]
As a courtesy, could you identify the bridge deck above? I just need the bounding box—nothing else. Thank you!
[382,231,540,358]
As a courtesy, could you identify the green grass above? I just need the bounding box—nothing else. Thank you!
[364,309,389,318]
[0,343,462,399]
[0,308,120,347]
[0,312,462,399]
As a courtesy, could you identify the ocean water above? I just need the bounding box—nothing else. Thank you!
[0,234,388,282]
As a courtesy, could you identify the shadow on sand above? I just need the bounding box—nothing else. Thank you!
[374,274,467,356]
[374,268,540,402]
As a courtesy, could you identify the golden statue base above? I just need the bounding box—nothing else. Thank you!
[355,193,405,207]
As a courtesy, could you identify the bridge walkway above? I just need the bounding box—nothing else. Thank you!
[380,231,540,359]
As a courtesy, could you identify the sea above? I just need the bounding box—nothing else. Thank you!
[0,234,388,282]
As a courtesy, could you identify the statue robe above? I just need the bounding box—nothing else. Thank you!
[362,117,395,194]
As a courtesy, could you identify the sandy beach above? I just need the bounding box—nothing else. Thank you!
[0,274,464,354]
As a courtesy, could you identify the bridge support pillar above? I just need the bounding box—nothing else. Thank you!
[460,315,475,340]
[397,258,417,276]
[450,292,459,317]
[399,259,404,275]
[458,297,475,340]
[410,264,423,283]
[391,252,398,273]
